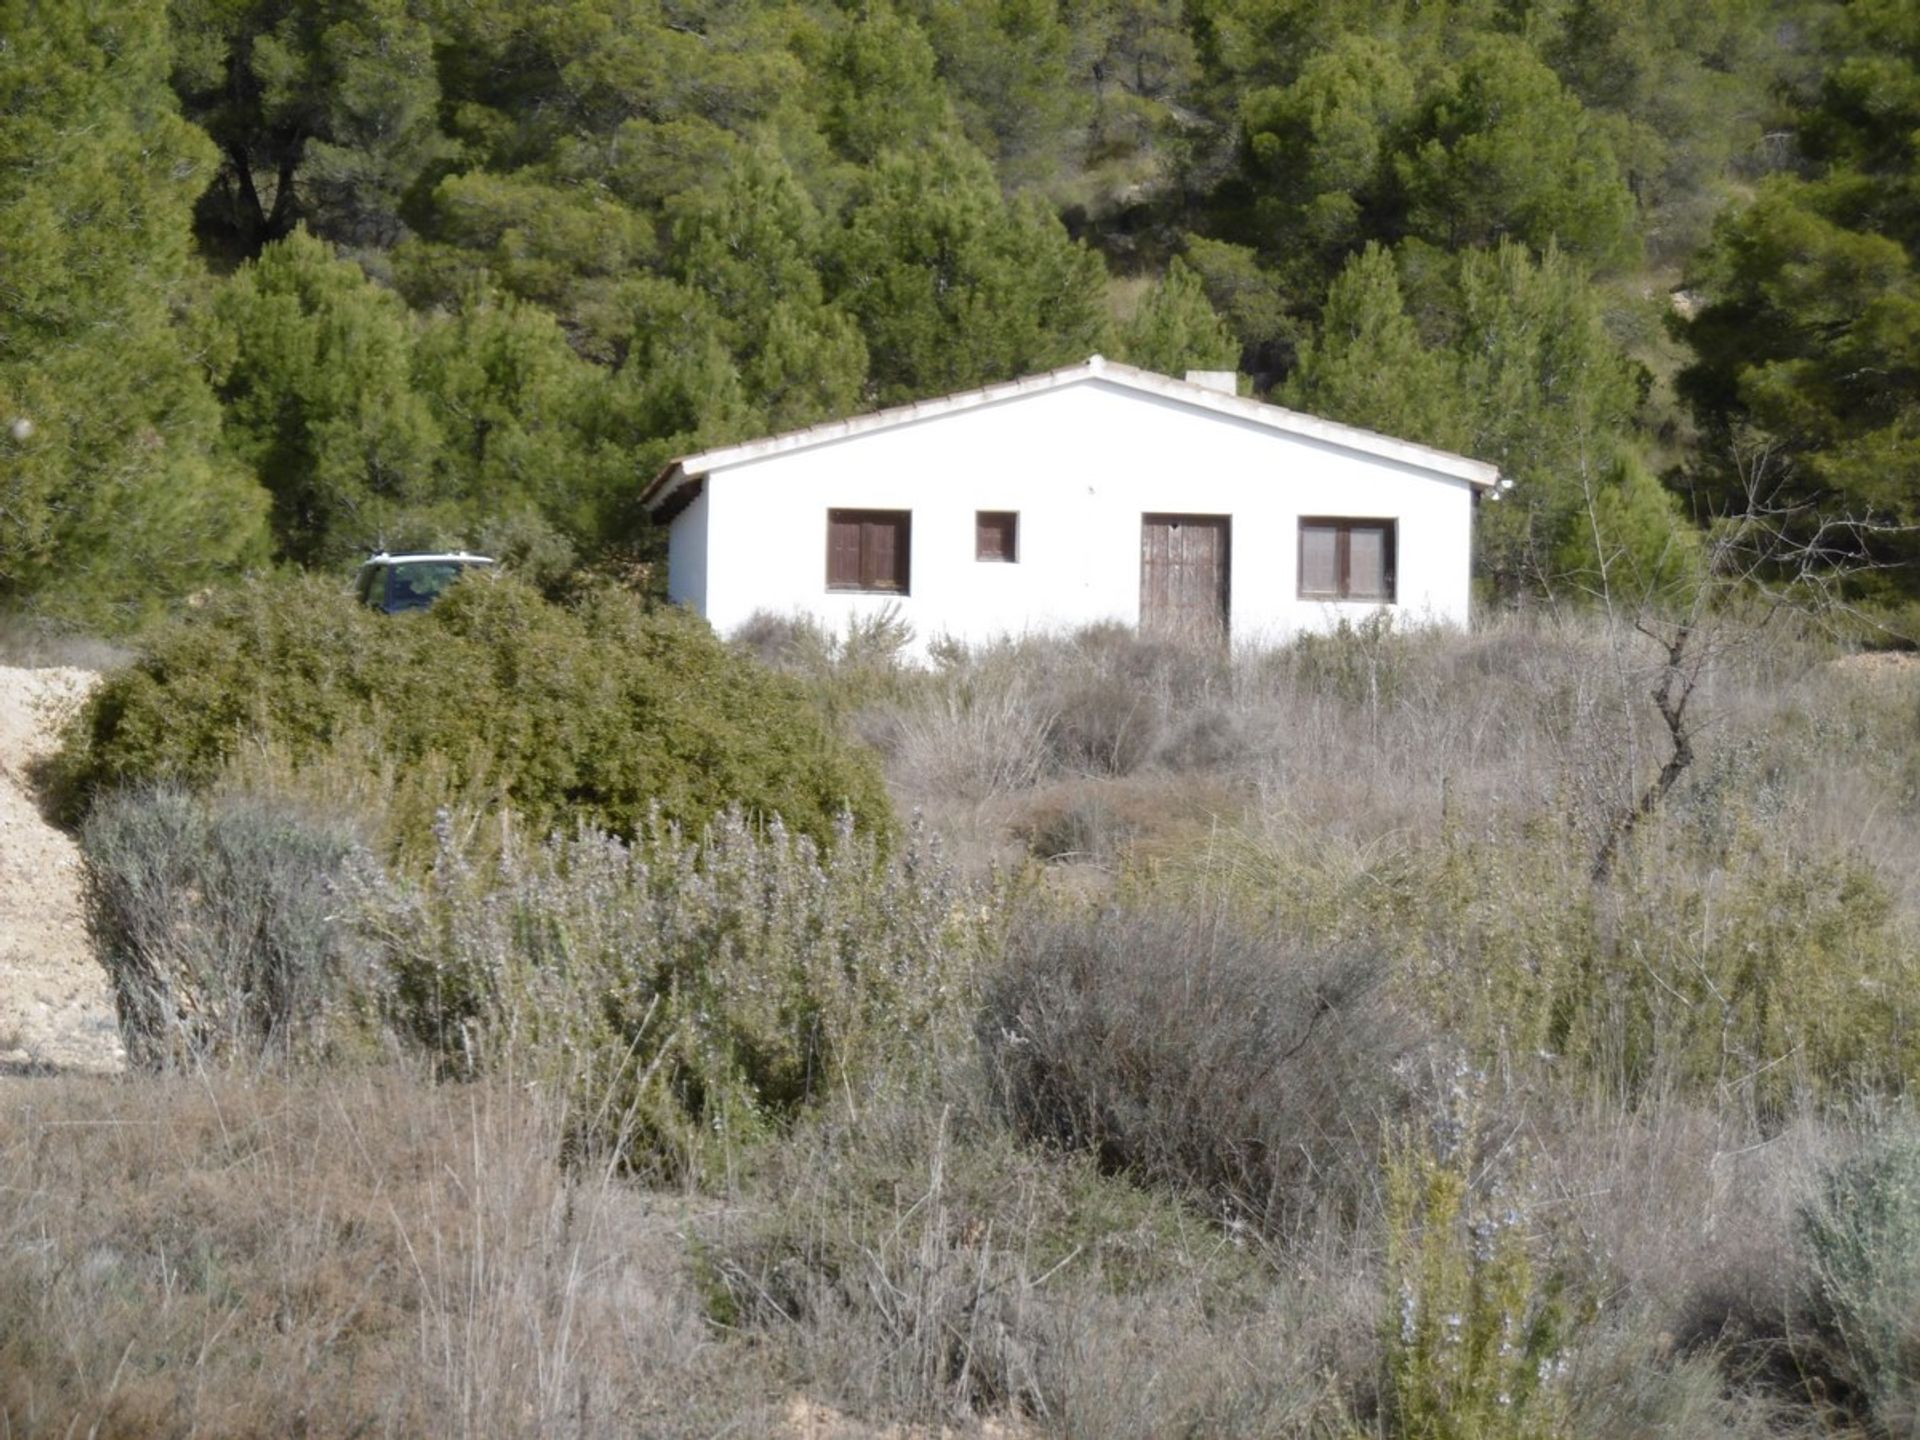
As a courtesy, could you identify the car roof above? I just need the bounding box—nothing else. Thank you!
[358,552,496,568]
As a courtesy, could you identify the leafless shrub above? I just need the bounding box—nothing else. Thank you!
[695,1096,1364,1433]
[890,674,1057,801]
[982,900,1428,1235]
[79,783,379,1069]
[1028,1229,1381,1438]
[731,607,917,721]
[1525,1094,1852,1434]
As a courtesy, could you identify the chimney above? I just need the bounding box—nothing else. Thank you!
[1185,369,1238,395]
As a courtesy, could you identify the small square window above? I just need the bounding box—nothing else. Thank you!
[827,509,911,593]
[976,511,1018,562]
[1298,518,1396,602]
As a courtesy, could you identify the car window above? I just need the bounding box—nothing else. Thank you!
[357,565,387,607]
[387,562,463,611]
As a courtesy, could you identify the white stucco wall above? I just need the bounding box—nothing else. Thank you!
[665,482,709,610]
[674,380,1477,651]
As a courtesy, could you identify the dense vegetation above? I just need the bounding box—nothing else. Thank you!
[21,617,1920,1437]
[52,573,892,851]
[3,0,1917,629]
[8,0,1920,1434]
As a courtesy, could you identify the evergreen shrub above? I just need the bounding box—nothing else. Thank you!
[1799,1125,1920,1432]
[51,572,892,854]
[369,811,989,1180]
[1380,1074,1578,1440]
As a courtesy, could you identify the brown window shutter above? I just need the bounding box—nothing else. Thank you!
[1348,526,1387,598]
[976,511,1017,561]
[1299,524,1340,596]
[827,513,863,588]
[865,517,896,589]
[827,509,911,593]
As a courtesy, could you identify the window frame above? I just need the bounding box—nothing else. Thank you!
[975,510,1019,563]
[1297,517,1398,602]
[826,508,912,594]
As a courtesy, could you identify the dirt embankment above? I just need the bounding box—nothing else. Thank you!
[0,667,120,1073]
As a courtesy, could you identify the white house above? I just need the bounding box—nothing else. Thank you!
[642,356,1500,651]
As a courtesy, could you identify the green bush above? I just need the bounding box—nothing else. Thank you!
[1405,821,1920,1110]
[1380,1079,1577,1440]
[51,573,892,854]
[79,784,374,1068]
[1163,814,1920,1112]
[1799,1124,1920,1433]
[368,810,991,1180]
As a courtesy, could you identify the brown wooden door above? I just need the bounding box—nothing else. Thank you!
[1140,514,1230,640]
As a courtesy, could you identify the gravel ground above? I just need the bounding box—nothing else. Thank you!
[0,667,121,1073]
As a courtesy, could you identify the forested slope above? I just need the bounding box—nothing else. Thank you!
[2,0,1915,629]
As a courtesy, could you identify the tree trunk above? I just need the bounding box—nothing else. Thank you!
[1592,622,1696,881]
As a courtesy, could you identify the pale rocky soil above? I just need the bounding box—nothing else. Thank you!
[1829,649,1920,682]
[0,666,121,1072]
[782,1398,1032,1439]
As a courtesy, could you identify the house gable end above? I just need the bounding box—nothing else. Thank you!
[643,358,1497,515]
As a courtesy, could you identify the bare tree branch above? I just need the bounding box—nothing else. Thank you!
[1586,434,1918,880]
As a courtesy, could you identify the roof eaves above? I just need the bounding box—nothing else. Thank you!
[640,458,687,510]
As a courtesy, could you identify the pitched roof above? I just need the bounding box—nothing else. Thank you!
[641,355,1500,509]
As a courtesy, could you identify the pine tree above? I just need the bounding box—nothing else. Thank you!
[0,0,270,627]
[1116,258,1241,375]
[1395,36,1639,269]
[1239,34,1415,281]
[903,0,1090,186]
[831,136,1109,402]
[1281,243,1465,448]
[1675,0,1920,619]
[213,228,444,565]
[412,290,623,546]
[821,3,951,164]
[170,0,448,258]
[1552,449,1702,606]
[1454,240,1646,593]
[668,150,869,429]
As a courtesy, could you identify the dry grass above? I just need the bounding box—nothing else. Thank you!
[0,1069,1376,1439]
[697,1097,1382,1437]
[849,612,1915,888]
[13,610,1917,1437]
[0,1068,764,1439]
[0,1069,1846,1440]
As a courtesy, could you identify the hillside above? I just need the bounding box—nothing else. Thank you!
[5,0,1918,630]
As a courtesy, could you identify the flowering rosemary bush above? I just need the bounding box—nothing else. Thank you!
[370,809,993,1180]
[1380,1066,1577,1440]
